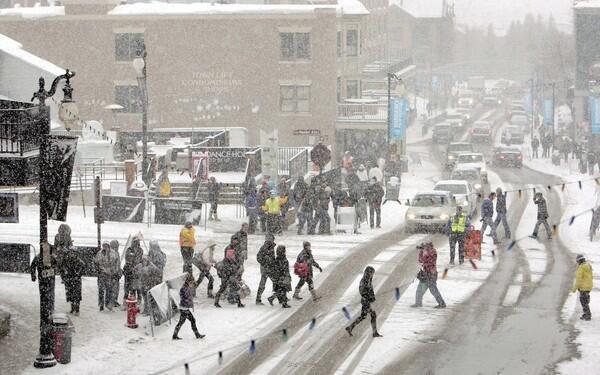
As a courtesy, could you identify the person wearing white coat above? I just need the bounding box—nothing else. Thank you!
[368,165,383,185]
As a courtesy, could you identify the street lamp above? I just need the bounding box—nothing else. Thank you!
[133,42,150,187]
[31,69,77,369]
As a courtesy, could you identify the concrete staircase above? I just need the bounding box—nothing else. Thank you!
[150,181,244,204]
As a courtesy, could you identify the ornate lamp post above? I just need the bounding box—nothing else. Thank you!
[31,69,77,368]
[132,42,150,187]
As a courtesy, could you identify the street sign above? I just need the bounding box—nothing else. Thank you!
[389,98,408,141]
[293,129,321,136]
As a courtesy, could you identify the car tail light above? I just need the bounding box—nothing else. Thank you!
[517,155,523,160]
[499,155,506,160]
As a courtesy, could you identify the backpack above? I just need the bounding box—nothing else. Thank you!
[225,248,236,261]
[294,262,309,278]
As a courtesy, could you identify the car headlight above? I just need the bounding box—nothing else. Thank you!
[474,184,482,190]
[448,155,454,160]
[440,214,449,220]
[462,200,469,207]
[407,213,416,220]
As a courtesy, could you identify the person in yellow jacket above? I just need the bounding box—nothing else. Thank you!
[157,169,172,198]
[571,254,593,321]
[262,190,287,235]
[179,221,196,275]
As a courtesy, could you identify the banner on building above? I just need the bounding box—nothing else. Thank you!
[590,96,600,135]
[543,99,554,126]
[0,193,19,223]
[41,135,78,221]
[191,151,209,181]
[389,98,408,141]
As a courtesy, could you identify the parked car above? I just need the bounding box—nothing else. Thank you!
[450,166,485,197]
[493,147,523,168]
[433,122,452,144]
[405,191,454,233]
[502,125,525,144]
[454,152,488,183]
[470,120,492,143]
[458,96,475,108]
[445,142,474,170]
[433,180,478,216]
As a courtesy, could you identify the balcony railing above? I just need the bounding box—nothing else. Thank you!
[336,103,387,122]
[0,103,46,156]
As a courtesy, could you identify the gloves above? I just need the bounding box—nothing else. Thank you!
[318,266,323,273]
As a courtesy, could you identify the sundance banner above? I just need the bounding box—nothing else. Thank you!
[42,135,78,221]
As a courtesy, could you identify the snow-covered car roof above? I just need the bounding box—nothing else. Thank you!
[435,180,470,186]
[413,190,452,197]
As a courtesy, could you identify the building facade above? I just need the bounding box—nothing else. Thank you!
[0,0,370,147]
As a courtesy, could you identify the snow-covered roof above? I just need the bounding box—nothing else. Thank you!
[109,0,368,16]
[0,33,64,75]
[574,0,600,10]
[390,0,448,18]
[0,5,64,18]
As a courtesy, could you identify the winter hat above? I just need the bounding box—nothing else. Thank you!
[303,241,311,248]
[185,221,193,228]
[265,233,275,242]
[576,254,586,263]
[102,242,110,250]
[365,266,375,274]
[109,240,119,250]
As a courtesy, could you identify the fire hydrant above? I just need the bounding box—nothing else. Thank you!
[126,292,139,329]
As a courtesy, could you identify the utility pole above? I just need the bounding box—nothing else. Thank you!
[94,176,103,250]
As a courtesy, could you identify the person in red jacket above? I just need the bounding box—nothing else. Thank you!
[412,242,446,308]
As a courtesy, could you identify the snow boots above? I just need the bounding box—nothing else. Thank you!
[293,288,303,300]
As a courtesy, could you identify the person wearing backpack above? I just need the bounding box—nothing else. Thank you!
[256,234,276,305]
[172,275,205,340]
[268,245,292,308]
[214,246,244,308]
[345,266,383,337]
[293,241,322,302]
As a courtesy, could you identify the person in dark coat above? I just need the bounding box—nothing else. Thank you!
[293,241,322,301]
[345,266,383,337]
[412,242,446,308]
[234,223,249,267]
[245,188,259,234]
[444,205,471,265]
[366,177,384,229]
[109,240,122,308]
[493,187,511,240]
[314,183,332,235]
[62,248,86,315]
[214,249,244,308]
[123,236,143,305]
[256,234,276,305]
[172,275,205,340]
[258,181,270,232]
[531,192,552,240]
[297,185,315,235]
[148,240,167,283]
[292,176,308,208]
[94,242,120,311]
[31,241,57,356]
[267,245,292,308]
[53,223,72,299]
[192,240,216,298]
[133,255,161,315]
[480,192,499,244]
[207,176,221,221]
[331,184,347,224]
[531,136,540,159]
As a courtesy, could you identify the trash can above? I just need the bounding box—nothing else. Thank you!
[52,313,74,364]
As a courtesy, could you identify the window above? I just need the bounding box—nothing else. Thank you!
[115,85,142,113]
[346,29,359,56]
[346,80,359,99]
[280,32,311,61]
[280,85,310,113]
[337,77,342,102]
[337,31,342,57]
[115,33,144,61]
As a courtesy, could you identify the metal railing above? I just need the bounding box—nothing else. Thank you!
[288,148,308,180]
[0,107,45,156]
[71,159,132,190]
[336,103,387,122]
[278,147,306,174]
